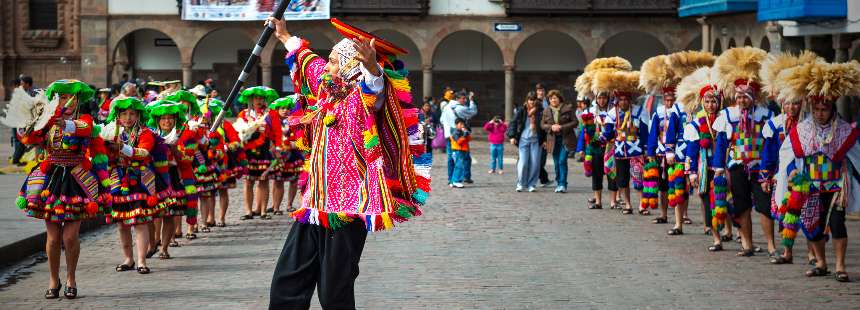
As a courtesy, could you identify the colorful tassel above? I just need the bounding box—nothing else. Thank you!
[711,174,729,231]
[667,163,686,208]
[363,128,379,149]
[781,171,810,248]
[16,196,26,210]
[641,161,659,210]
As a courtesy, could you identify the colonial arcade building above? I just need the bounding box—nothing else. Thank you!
[4,0,841,123]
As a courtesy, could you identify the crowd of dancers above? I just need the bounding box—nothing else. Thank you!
[568,47,860,283]
[8,79,308,299]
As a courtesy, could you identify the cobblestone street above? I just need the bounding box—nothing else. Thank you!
[1,140,859,309]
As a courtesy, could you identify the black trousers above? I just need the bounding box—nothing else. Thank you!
[728,166,771,218]
[590,147,618,191]
[269,220,368,310]
[698,170,715,228]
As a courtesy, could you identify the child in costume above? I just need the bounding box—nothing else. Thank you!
[711,47,775,257]
[772,61,860,282]
[758,51,823,265]
[101,97,170,275]
[267,17,431,308]
[8,80,107,299]
[266,95,305,214]
[192,97,225,231]
[233,86,283,220]
[208,98,244,226]
[642,51,715,234]
[146,99,198,257]
[595,69,649,215]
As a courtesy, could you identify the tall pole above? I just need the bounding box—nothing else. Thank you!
[210,1,289,131]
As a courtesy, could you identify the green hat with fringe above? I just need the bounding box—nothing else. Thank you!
[106,97,147,123]
[269,94,299,111]
[164,90,201,116]
[45,79,95,104]
[238,86,279,105]
[145,99,188,129]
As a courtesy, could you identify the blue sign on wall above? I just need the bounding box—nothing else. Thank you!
[494,23,523,32]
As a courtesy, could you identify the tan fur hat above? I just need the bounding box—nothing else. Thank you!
[713,46,767,102]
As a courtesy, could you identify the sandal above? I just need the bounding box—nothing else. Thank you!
[770,255,793,265]
[720,234,733,242]
[588,204,603,210]
[808,258,818,266]
[44,282,61,299]
[266,208,274,213]
[216,222,226,227]
[185,233,197,240]
[137,266,151,274]
[63,286,77,299]
[200,226,211,233]
[708,244,723,252]
[116,262,136,272]
[206,221,216,228]
[667,228,684,235]
[652,217,668,224]
[145,247,158,259]
[704,228,712,235]
[588,198,597,204]
[273,210,284,215]
[251,211,261,217]
[240,214,253,220]
[835,271,850,282]
[621,208,633,215]
[260,214,273,220]
[638,209,651,215]
[736,249,755,257]
[682,217,693,225]
[805,267,830,277]
[159,252,171,259]
[168,240,180,247]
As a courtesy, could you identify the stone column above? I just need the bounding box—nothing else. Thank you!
[261,63,273,88]
[422,65,433,100]
[504,65,515,122]
[182,63,193,88]
[833,34,853,120]
[79,0,109,88]
[697,17,710,52]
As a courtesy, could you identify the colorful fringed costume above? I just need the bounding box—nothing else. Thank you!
[13,80,109,222]
[284,30,430,232]
[101,98,171,226]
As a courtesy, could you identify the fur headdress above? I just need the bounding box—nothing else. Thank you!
[667,51,716,89]
[639,55,673,95]
[677,66,720,115]
[760,51,822,100]
[776,61,860,106]
[584,57,632,73]
[578,57,633,98]
[592,70,641,98]
[713,46,767,101]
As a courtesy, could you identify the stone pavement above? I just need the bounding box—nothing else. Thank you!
[0,140,859,309]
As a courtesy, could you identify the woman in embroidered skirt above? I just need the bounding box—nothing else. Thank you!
[146,99,198,257]
[266,95,306,214]
[192,97,225,231]
[11,80,108,298]
[234,86,282,220]
[164,90,204,239]
[101,97,170,274]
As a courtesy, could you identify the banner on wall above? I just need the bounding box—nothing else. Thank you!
[182,0,330,21]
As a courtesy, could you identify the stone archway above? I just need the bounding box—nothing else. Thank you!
[268,31,335,94]
[112,28,182,85]
[686,34,703,51]
[713,38,723,55]
[743,37,753,47]
[760,36,771,52]
[598,31,669,69]
[514,30,586,104]
[432,30,504,123]
[191,28,257,96]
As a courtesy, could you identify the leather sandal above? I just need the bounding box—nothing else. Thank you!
[667,228,684,235]
[708,244,723,252]
[652,217,668,224]
[44,282,61,299]
[835,271,850,282]
[736,248,755,257]
[63,286,78,299]
[806,267,830,277]
[770,255,793,265]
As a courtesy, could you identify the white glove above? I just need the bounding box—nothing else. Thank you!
[100,122,122,142]
[188,119,200,131]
